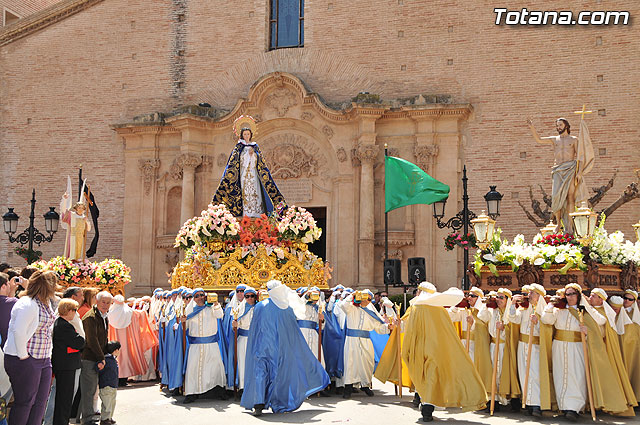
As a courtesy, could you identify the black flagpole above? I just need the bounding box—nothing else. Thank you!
[384,144,389,294]
[78,166,83,203]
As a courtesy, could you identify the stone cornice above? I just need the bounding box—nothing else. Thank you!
[0,0,104,47]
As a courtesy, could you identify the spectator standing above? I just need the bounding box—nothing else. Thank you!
[98,341,120,425]
[80,291,112,425]
[3,270,58,425]
[52,299,85,425]
[0,274,18,348]
[78,288,99,320]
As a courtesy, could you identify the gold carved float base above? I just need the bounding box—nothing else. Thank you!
[171,244,328,292]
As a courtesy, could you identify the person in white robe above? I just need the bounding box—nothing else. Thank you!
[508,284,546,417]
[478,287,513,408]
[337,289,391,398]
[299,287,324,367]
[232,287,257,391]
[449,286,485,360]
[182,288,226,403]
[541,283,607,421]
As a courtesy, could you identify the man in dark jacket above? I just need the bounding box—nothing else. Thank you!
[52,299,85,425]
[80,291,112,425]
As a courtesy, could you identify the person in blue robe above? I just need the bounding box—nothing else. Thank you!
[241,280,330,416]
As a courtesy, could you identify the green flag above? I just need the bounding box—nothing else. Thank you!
[385,156,450,213]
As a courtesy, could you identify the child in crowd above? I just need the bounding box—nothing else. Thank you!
[98,341,121,425]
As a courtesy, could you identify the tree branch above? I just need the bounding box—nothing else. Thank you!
[589,170,617,207]
[538,184,552,209]
[518,200,545,227]
[601,182,639,218]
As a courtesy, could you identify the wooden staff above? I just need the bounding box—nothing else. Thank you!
[579,308,596,421]
[465,309,472,354]
[180,306,186,395]
[394,302,403,398]
[521,314,535,409]
[490,326,501,415]
[233,308,239,396]
[317,305,323,363]
[395,317,403,398]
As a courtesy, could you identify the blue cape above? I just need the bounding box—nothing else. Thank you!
[240,300,330,413]
[226,303,255,388]
[321,308,345,378]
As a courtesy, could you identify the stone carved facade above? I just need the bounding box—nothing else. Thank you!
[111,72,470,294]
[138,159,160,195]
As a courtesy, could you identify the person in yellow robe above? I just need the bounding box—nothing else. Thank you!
[588,288,637,413]
[401,283,487,422]
[619,290,640,406]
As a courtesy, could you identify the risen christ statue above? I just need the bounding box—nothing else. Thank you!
[527,117,593,234]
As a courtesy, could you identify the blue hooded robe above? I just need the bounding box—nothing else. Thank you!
[240,300,330,413]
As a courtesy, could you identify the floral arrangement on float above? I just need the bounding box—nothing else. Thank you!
[171,203,327,290]
[473,217,640,277]
[33,256,131,293]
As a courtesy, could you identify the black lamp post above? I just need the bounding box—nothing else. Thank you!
[3,189,60,264]
[431,166,503,289]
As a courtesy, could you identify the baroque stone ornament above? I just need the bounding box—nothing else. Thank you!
[322,125,334,139]
[414,144,439,172]
[336,147,347,162]
[260,133,326,179]
[356,143,379,164]
[138,159,160,195]
[301,112,314,121]
[379,249,403,261]
[350,148,361,167]
[264,88,297,117]
[170,153,202,180]
[217,153,228,167]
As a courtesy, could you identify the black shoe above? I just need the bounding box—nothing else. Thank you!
[531,406,542,418]
[253,404,265,416]
[362,387,374,397]
[335,386,343,395]
[342,384,353,399]
[319,389,331,397]
[412,393,421,407]
[421,404,434,422]
[118,378,129,387]
[523,407,533,416]
[170,388,181,397]
[510,398,521,412]
[352,386,360,393]
[183,394,198,404]
[564,410,579,422]
[484,403,500,413]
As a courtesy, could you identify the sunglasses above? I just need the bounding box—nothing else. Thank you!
[237,290,245,293]
[194,293,206,298]
[468,294,479,298]
[624,296,635,302]
[245,294,256,299]
[496,296,506,300]
[565,292,579,297]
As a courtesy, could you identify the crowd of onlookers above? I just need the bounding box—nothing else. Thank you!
[0,262,120,425]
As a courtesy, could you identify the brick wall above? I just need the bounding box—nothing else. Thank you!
[1,0,638,276]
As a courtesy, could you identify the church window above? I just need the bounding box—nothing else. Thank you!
[269,0,304,50]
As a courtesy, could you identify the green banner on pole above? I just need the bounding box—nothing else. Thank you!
[384,156,449,213]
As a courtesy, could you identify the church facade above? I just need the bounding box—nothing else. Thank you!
[1,0,638,294]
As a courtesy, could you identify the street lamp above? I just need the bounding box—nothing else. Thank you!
[2,189,60,263]
[540,220,557,238]
[471,211,496,250]
[569,202,598,246]
[432,166,503,289]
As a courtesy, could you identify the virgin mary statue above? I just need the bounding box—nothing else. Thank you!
[212,115,287,217]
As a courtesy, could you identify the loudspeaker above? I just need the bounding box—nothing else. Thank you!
[408,257,426,285]
[383,259,402,285]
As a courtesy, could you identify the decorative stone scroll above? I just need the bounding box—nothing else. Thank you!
[138,159,160,195]
[414,145,439,173]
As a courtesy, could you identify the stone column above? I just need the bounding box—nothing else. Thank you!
[357,143,379,287]
[414,144,439,283]
[178,153,202,225]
